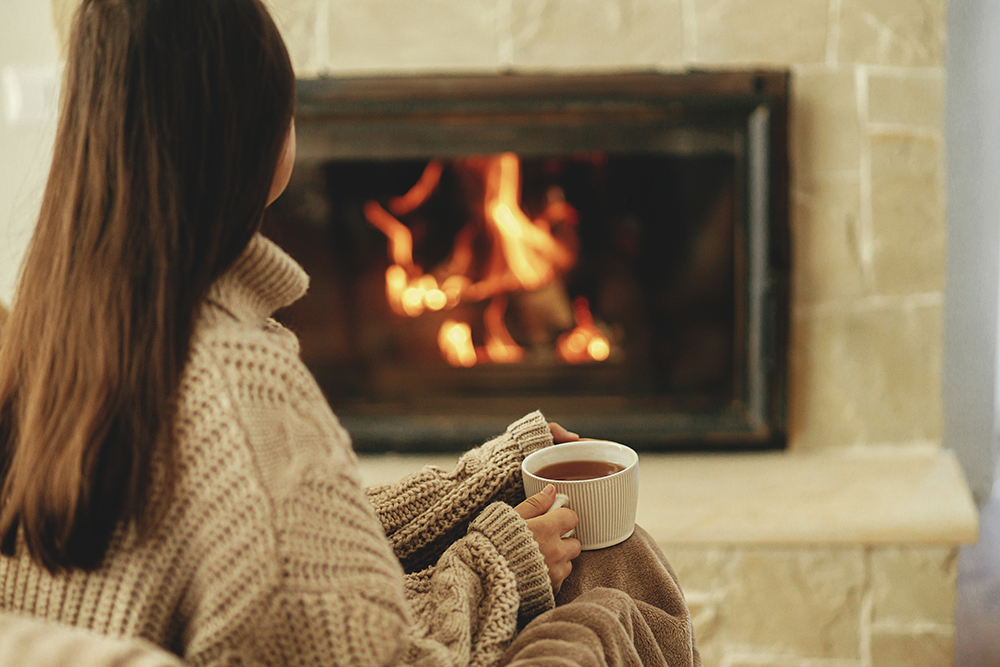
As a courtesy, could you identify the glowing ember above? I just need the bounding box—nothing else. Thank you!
[438,320,477,367]
[384,264,409,316]
[557,297,611,364]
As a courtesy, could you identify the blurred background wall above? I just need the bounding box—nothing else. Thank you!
[0,0,59,308]
[944,0,1000,504]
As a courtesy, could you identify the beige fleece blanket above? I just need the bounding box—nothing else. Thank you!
[500,525,702,667]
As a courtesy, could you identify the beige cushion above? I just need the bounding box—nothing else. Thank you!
[0,613,184,667]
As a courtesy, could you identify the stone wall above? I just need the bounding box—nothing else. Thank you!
[672,545,957,667]
[267,0,948,455]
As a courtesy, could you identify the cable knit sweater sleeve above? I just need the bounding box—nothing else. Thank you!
[366,412,553,572]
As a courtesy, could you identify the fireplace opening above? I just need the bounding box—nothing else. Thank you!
[264,72,789,451]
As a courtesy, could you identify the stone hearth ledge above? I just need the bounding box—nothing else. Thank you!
[357,447,979,546]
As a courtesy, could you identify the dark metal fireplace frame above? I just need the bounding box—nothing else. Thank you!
[290,70,789,452]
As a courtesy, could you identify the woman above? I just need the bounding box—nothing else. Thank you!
[0,1,697,665]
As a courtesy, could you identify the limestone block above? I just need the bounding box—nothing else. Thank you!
[720,548,864,658]
[791,175,864,305]
[789,302,943,448]
[663,547,731,594]
[50,0,76,57]
[868,72,944,130]
[870,630,953,667]
[691,0,828,65]
[322,0,501,74]
[269,0,322,76]
[657,547,728,665]
[838,0,945,67]
[684,596,723,667]
[509,0,684,70]
[791,67,862,179]
[871,547,958,625]
[869,134,945,295]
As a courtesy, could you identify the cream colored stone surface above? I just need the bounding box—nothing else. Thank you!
[665,547,731,593]
[691,0,829,65]
[871,547,958,625]
[724,548,864,658]
[870,630,953,667]
[791,175,864,305]
[665,544,964,667]
[356,452,459,488]
[791,67,862,179]
[682,596,722,667]
[269,0,322,76]
[635,448,975,545]
[868,71,945,129]
[838,0,946,67]
[50,0,75,58]
[789,301,943,449]
[869,134,946,295]
[358,447,978,546]
[321,0,502,74]
[509,0,684,70]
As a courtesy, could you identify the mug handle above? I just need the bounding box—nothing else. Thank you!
[545,493,575,539]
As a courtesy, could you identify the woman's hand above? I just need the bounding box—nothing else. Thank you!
[549,422,579,444]
[514,484,581,595]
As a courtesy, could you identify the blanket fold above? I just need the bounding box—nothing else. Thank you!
[499,525,701,667]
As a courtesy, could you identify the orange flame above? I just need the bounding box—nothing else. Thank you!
[483,295,524,364]
[464,154,576,302]
[389,160,444,215]
[364,201,414,270]
[557,297,610,364]
[366,154,609,368]
[487,154,575,289]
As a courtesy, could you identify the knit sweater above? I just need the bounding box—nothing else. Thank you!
[0,234,556,666]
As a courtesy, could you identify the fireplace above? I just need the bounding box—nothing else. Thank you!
[264,71,789,451]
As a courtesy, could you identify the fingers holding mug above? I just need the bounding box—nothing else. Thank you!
[515,485,582,595]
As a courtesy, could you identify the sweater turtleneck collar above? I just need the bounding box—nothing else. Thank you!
[206,233,309,324]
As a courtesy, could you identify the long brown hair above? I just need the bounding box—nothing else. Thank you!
[0,0,295,572]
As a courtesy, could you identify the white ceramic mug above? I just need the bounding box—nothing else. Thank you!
[521,440,639,550]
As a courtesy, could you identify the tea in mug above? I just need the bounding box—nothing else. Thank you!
[534,459,625,481]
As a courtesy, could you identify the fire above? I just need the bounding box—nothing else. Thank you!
[364,201,414,270]
[483,295,524,364]
[365,153,611,368]
[438,320,477,368]
[463,155,577,303]
[484,154,575,293]
[389,160,443,215]
[557,297,611,364]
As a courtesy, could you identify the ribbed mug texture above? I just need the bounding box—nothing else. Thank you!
[522,441,639,550]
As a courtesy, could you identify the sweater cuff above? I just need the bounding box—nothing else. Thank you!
[470,502,555,621]
[506,411,553,461]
